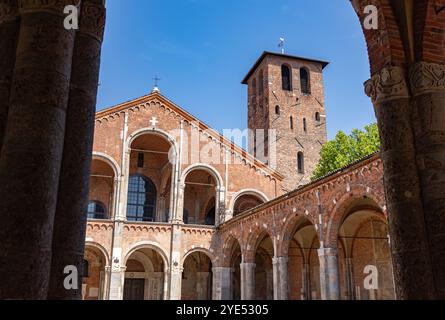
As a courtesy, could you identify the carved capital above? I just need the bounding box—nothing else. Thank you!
[364,66,410,105]
[19,0,81,16]
[79,0,106,42]
[409,62,445,96]
[0,0,19,23]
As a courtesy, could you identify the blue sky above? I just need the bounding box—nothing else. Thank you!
[97,0,375,139]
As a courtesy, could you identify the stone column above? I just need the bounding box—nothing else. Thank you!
[365,66,435,299]
[0,1,76,299]
[215,186,226,226]
[318,248,340,300]
[240,262,255,300]
[169,224,183,299]
[173,183,185,223]
[108,221,125,300]
[410,62,445,299]
[272,257,288,300]
[213,267,233,300]
[0,0,19,149]
[48,0,106,300]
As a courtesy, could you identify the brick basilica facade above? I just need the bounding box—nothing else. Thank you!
[82,52,394,301]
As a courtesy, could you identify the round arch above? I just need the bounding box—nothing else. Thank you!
[181,248,216,268]
[85,241,110,267]
[325,186,385,248]
[229,189,269,213]
[92,152,121,178]
[180,163,223,188]
[127,127,179,159]
[245,228,275,262]
[123,241,170,271]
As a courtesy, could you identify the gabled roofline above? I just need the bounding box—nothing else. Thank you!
[95,92,285,181]
[241,51,330,85]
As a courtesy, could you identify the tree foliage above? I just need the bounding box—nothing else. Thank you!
[311,123,381,180]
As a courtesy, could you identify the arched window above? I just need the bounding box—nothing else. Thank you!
[290,116,294,130]
[300,68,310,94]
[297,152,305,174]
[127,175,157,222]
[281,65,292,91]
[275,105,280,115]
[303,118,307,132]
[315,112,321,122]
[183,209,189,224]
[87,201,107,220]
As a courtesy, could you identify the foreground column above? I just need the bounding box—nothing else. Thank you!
[318,248,340,300]
[273,257,288,300]
[365,66,436,299]
[213,267,233,300]
[0,0,19,148]
[410,62,445,298]
[109,221,125,300]
[48,0,106,300]
[0,1,76,299]
[240,262,255,300]
[169,224,183,300]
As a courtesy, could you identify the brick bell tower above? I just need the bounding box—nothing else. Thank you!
[242,51,329,191]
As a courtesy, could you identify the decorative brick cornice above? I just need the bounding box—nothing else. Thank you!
[364,66,410,104]
[409,62,445,96]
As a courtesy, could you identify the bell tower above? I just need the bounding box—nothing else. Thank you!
[242,51,329,191]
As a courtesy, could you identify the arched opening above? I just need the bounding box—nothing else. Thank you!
[337,198,395,300]
[128,133,174,222]
[275,105,280,115]
[300,68,310,94]
[89,158,116,219]
[287,217,321,300]
[281,64,292,91]
[297,152,305,174]
[254,233,274,300]
[303,118,307,132]
[124,248,165,300]
[181,252,213,300]
[233,193,266,217]
[82,245,107,300]
[183,169,218,226]
[229,240,242,300]
[290,116,294,130]
[315,112,321,122]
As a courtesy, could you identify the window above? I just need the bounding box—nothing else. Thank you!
[300,68,311,94]
[205,207,216,226]
[315,112,321,122]
[127,175,157,222]
[297,152,305,174]
[183,209,189,224]
[281,65,292,91]
[303,118,307,132]
[87,201,107,220]
[259,70,264,95]
[275,105,280,115]
[81,259,89,278]
[137,152,144,168]
[290,116,294,130]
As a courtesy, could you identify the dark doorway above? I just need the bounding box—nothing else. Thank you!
[123,279,145,300]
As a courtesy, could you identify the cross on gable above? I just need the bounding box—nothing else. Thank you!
[150,117,159,128]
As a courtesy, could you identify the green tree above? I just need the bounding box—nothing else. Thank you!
[311,123,381,180]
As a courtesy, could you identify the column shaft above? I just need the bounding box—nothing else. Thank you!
[240,262,255,300]
[0,0,19,149]
[0,1,76,299]
[410,61,445,298]
[318,248,340,300]
[365,66,436,299]
[273,257,288,300]
[213,267,233,300]
[48,0,106,300]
